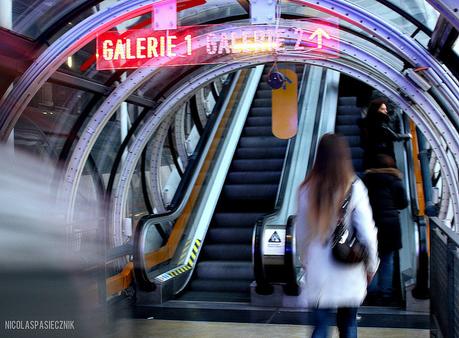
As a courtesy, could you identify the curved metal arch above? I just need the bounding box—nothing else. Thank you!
[62,63,242,220]
[111,62,248,245]
[1,0,458,141]
[43,23,459,244]
[62,24,459,216]
[0,0,456,236]
[109,51,459,246]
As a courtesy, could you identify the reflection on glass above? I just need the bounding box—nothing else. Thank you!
[13,81,100,162]
[346,0,437,34]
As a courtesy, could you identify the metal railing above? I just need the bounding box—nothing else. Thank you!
[430,217,459,338]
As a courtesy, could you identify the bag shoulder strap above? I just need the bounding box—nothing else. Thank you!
[331,178,356,245]
[340,177,356,217]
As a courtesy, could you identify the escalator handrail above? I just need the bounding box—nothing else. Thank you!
[142,72,237,226]
[133,71,241,289]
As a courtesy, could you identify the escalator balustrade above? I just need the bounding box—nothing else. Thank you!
[179,67,303,302]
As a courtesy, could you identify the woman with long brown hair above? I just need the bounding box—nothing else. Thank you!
[296,133,379,338]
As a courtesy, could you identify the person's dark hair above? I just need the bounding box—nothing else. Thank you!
[373,153,396,168]
[299,133,355,242]
[367,97,388,120]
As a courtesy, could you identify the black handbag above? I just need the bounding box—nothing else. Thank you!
[331,183,368,264]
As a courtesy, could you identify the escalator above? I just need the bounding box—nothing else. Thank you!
[178,66,303,302]
[334,87,416,308]
[334,96,364,176]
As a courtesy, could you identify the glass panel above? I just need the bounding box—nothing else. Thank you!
[413,30,431,48]
[339,25,405,71]
[385,0,439,31]
[453,37,459,57]
[126,162,149,227]
[345,0,436,34]
[159,135,180,207]
[13,82,101,162]
[1,0,122,40]
[59,43,130,84]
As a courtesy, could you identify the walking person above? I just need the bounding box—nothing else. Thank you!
[296,133,379,338]
[364,154,409,305]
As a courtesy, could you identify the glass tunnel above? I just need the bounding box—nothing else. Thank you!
[0,0,458,337]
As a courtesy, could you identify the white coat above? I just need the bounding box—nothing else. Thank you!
[295,178,379,308]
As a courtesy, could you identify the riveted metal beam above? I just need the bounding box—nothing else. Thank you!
[108,32,459,246]
[50,71,157,108]
[426,0,459,32]
[51,23,459,244]
[0,0,458,239]
[108,31,457,246]
[2,0,458,142]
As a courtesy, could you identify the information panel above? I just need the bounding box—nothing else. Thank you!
[263,229,286,256]
[96,19,339,70]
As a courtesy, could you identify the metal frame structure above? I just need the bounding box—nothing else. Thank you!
[0,0,458,244]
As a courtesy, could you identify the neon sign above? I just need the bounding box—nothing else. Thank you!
[96,20,339,70]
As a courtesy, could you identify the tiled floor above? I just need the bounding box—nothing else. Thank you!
[111,319,430,338]
[110,299,431,337]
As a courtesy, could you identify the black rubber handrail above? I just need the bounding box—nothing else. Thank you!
[133,73,237,290]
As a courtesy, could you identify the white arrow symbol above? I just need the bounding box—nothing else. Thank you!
[308,28,331,49]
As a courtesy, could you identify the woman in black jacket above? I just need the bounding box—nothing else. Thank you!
[359,98,411,169]
[364,154,408,303]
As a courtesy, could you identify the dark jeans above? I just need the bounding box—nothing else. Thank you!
[311,307,358,338]
[369,251,394,298]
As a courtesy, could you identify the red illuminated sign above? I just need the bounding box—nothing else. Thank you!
[96,20,339,70]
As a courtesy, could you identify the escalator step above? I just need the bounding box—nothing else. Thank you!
[249,107,271,116]
[245,116,271,127]
[239,136,287,148]
[337,106,362,115]
[223,184,278,200]
[251,98,271,107]
[255,89,272,99]
[213,212,263,228]
[353,158,364,172]
[226,171,281,184]
[206,228,253,244]
[189,279,251,293]
[338,97,357,106]
[336,115,360,126]
[201,244,252,261]
[235,147,286,160]
[242,126,274,137]
[335,125,361,136]
[178,290,250,302]
[257,83,272,91]
[194,261,253,280]
[350,147,364,158]
[230,159,284,171]
[346,135,361,147]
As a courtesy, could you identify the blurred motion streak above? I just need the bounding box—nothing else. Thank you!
[0,145,107,337]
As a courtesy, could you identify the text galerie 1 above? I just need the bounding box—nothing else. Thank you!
[96,22,339,70]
